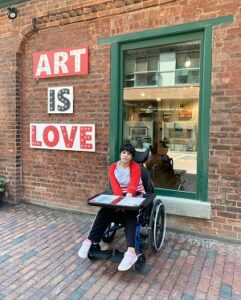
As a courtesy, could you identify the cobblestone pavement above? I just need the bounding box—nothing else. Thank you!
[0,202,241,300]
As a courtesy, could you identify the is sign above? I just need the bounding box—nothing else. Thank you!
[33,46,88,79]
[30,124,95,152]
[48,86,73,114]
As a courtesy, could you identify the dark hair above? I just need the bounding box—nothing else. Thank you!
[120,144,136,157]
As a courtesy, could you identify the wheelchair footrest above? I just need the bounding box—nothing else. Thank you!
[109,249,124,263]
[89,249,113,260]
[88,248,124,262]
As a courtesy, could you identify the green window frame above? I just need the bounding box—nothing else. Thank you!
[99,16,233,202]
[0,0,29,9]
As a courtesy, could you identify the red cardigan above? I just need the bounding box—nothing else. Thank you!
[109,160,142,196]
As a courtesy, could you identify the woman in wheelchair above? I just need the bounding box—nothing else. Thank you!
[78,144,145,271]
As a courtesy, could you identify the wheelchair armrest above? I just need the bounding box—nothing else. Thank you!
[142,193,156,208]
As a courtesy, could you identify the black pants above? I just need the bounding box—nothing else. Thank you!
[88,207,138,248]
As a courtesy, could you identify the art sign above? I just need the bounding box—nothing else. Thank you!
[33,46,88,79]
[48,86,73,114]
[30,124,95,152]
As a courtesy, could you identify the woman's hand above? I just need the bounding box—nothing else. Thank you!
[126,193,133,197]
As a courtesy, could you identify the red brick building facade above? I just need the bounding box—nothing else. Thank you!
[0,0,241,241]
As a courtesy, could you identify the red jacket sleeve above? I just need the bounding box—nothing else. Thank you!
[109,162,123,196]
[126,161,141,196]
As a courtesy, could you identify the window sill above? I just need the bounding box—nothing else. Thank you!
[157,196,211,219]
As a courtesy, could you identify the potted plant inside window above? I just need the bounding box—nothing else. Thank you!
[0,176,8,200]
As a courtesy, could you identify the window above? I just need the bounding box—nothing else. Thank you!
[123,41,200,193]
[124,44,200,88]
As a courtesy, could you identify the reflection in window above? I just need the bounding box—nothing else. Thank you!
[124,42,200,88]
[123,41,200,192]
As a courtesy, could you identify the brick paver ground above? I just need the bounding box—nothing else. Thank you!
[0,202,241,300]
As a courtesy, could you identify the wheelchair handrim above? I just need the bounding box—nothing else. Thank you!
[153,202,166,251]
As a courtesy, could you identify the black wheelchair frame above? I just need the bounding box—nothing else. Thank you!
[87,148,166,272]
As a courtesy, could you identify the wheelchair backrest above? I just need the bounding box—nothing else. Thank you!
[133,148,150,164]
[133,148,155,194]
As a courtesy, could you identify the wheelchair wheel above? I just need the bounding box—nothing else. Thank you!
[148,199,166,253]
[132,253,146,272]
[102,223,117,243]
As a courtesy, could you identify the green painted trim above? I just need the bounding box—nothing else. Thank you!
[98,15,233,45]
[109,44,125,163]
[0,0,29,9]
[120,32,203,51]
[119,50,124,158]
[155,188,196,200]
[196,26,213,201]
[109,43,121,164]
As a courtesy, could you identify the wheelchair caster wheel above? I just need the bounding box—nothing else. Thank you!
[132,253,146,272]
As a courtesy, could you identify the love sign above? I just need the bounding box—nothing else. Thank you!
[30,124,95,152]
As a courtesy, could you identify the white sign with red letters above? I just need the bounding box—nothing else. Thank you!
[33,46,89,79]
[30,124,95,152]
[48,86,73,114]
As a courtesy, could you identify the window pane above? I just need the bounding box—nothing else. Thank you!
[176,51,200,69]
[148,56,159,71]
[123,41,201,192]
[136,57,147,72]
[124,53,135,88]
[134,72,159,87]
[125,74,135,87]
[147,72,159,86]
[125,55,135,73]
[175,69,199,84]
[160,71,175,86]
[135,73,147,86]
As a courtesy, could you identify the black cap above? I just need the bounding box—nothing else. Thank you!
[120,144,136,157]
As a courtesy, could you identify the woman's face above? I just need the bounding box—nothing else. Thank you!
[120,150,132,165]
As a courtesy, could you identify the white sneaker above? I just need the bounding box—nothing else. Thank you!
[118,251,138,271]
[78,239,91,258]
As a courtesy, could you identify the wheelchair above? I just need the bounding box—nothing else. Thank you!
[87,148,166,272]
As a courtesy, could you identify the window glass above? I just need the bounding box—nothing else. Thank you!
[136,57,148,72]
[123,41,200,192]
[148,56,159,71]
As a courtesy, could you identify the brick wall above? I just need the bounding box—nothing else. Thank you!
[0,0,241,239]
[20,21,111,213]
